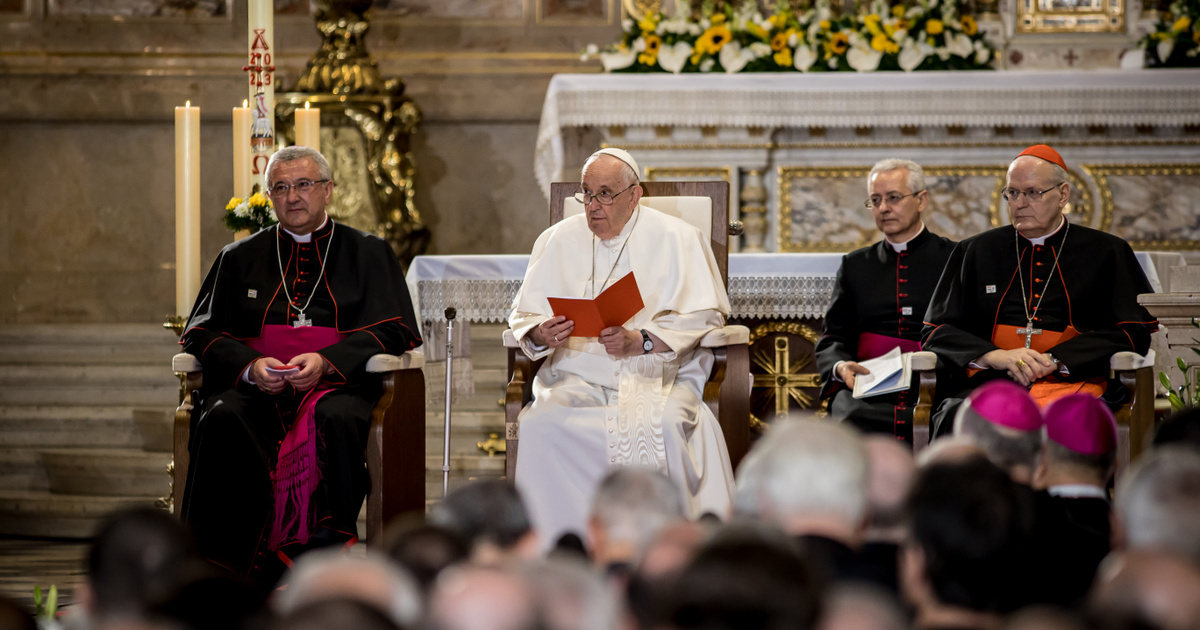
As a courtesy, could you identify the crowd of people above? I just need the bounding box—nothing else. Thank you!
[2,398,1198,630]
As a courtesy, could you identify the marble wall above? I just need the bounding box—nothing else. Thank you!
[0,0,617,323]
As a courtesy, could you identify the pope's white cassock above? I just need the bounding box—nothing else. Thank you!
[509,204,736,544]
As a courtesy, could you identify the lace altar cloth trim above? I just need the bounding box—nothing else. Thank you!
[535,70,1200,200]
[408,253,845,323]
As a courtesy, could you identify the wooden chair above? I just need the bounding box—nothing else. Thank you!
[908,351,1154,468]
[171,350,426,545]
[502,181,752,480]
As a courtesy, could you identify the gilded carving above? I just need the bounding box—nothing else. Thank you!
[1017,0,1125,33]
[643,166,733,182]
[1083,164,1200,251]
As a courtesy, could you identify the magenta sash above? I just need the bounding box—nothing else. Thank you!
[856,331,921,361]
[247,324,346,550]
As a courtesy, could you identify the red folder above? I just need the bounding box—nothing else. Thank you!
[547,272,645,338]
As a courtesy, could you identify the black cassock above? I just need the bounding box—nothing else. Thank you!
[180,220,420,586]
[921,221,1156,435]
[816,229,956,441]
[1027,490,1112,607]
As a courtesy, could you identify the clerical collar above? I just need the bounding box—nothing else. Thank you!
[1021,216,1065,247]
[280,215,330,243]
[885,224,926,253]
[1048,484,1108,499]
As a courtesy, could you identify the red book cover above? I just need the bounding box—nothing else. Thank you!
[547,272,645,337]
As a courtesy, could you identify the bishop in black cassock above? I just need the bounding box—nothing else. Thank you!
[180,147,420,587]
[922,145,1157,436]
[817,160,955,441]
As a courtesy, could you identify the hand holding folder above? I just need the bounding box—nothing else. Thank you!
[547,272,645,337]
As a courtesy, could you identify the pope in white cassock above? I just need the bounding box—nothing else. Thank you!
[509,148,736,546]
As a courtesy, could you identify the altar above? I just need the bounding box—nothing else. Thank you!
[535,70,1200,255]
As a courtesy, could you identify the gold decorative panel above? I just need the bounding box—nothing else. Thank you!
[989,168,1095,229]
[643,166,733,183]
[1017,0,1124,32]
[1083,164,1200,251]
[372,0,524,20]
[778,166,1011,253]
[537,0,614,24]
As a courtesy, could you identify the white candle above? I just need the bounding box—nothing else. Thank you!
[175,102,201,317]
[248,0,274,180]
[233,100,251,198]
[295,102,321,152]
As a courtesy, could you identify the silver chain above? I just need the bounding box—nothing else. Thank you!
[276,222,335,321]
[1015,219,1069,326]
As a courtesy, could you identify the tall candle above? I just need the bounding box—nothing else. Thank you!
[247,0,274,179]
[175,102,201,317]
[295,102,321,152]
[233,100,251,198]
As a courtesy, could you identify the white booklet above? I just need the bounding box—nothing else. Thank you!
[852,346,913,399]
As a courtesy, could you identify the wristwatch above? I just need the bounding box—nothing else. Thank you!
[641,329,654,354]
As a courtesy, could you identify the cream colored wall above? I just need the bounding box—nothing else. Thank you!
[0,0,618,323]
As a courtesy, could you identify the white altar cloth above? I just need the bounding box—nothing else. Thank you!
[535,69,1200,199]
[407,251,1170,327]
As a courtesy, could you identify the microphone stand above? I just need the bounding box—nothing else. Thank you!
[442,307,456,498]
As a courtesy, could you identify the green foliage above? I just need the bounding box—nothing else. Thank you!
[1160,318,1200,410]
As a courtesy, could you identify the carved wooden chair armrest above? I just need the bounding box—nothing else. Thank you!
[910,351,939,455]
[1110,350,1154,472]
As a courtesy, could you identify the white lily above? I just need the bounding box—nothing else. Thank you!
[946,32,974,57]
[847,44,883,71]
[658,41,693,73]
[1158,38,1176,64]
[599,48,637,72]
[794,45,818,71]
[898,40,928,71]
[719,41,755,73]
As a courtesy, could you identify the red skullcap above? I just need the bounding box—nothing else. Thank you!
[1016,145,1067,171]
[1044,394,1117,455]
[967,380,1043,432]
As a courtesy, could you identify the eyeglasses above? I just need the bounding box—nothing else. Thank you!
[1001,185,1060,203]
[865,191,923,209]
[574,184,635,207]
[268,179,330,198]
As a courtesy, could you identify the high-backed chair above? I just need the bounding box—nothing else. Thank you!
[502,181,751,480]
[171,350,426,545]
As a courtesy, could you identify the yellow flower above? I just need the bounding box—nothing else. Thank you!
[1172,16,1191,32]
[774,47,793,66]
[770,12,789,29]
[226,197,242,211]
[696,24,733,54]
[819,19,832,30]
[748,21,769,40]
[711,13,726,25]
[825,31,849,57]
[892,5,906,17]
[645,34,661,54]
[1194,28,1200,44]
[926,19,944,34]
[638,52,657,65]
[961,15,978,35]
[249,192,270,207]
[865,13,884,36]
[871,32,898,53]
[771,31,790,50]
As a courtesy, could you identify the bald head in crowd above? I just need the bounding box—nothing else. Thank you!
[274,550,422,628]
[1114,446,1200,563]
[588,467,685,569]
[862,436,916,542]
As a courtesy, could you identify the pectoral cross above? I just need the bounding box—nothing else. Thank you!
[293,312,312,328]
[1017,321,1042,348]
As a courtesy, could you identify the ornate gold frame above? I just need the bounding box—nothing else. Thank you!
[1082,163,1200,251]
[777,165,1010,253]
[1016,0,1125,33]
[643,166,733,182]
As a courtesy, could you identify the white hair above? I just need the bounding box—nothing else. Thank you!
[267,145,332,182]
[589,467,684,553]
[519,557,620,630]
[868,159,925,194]
[1115,446,1200,564]
[274,549,422,627]
[740,418,868,525]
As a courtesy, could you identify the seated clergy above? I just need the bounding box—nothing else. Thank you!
[816,159,955,441]
[922,144,1157,435]
[180,146,421,587]
[508,148,735,545]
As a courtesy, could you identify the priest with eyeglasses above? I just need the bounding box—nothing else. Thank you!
[921,144,1157,437]
[180,146,420,587]
[508,148,735,548]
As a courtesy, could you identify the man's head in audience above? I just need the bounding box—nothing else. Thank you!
[82,507,197,626]
[1034,393,1117,490]
[626,522,707,630]
[738,418,868,546]
[587,467,685,570]
[1154,407,1200,452]
[274,549,422,629]
[867,158,929,244]
[272,599,401,630]
[519,557,620,630]
[383,517,470,596]
[863,435,917,543]
[668,523,823,630]
[429,565,540,630]
[1091,548,1200,630]
[816,584,908,630]
[901,457,1035,628]
[428,479,538,564]
[1113,446,1200,564]
[953,379,1044,484]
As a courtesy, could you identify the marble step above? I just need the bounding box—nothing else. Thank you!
[0,367,178,406]
[0,343,179,366]
[0,324,179,348]
[424,453,505,474]
[424,426,508,456]
[0,449,48,492]
[0,490,159,538]
[39,448,173,498]
[0,406,142,448]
